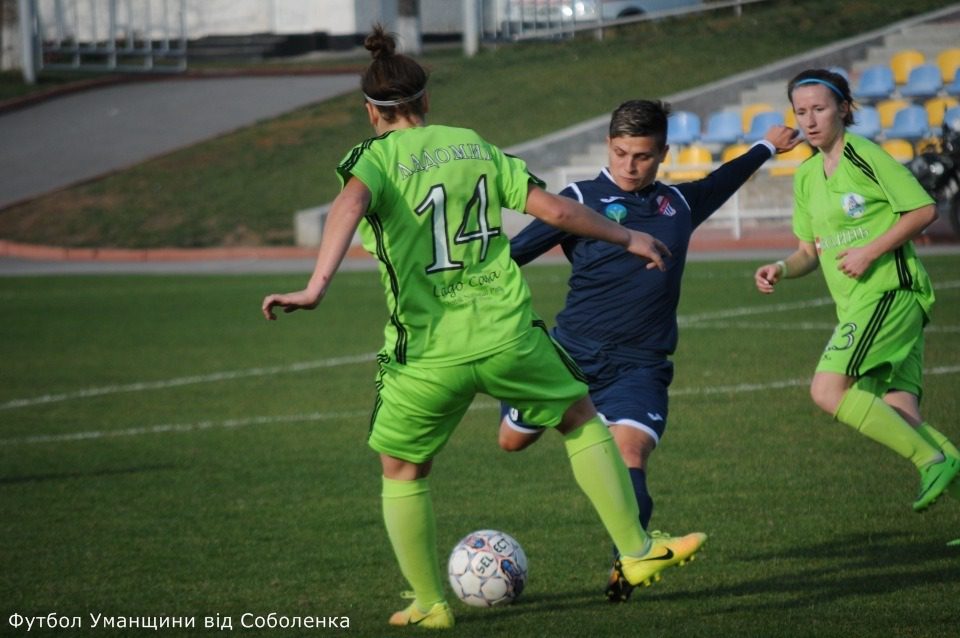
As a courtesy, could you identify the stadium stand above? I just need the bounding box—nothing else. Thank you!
[721,143,752,163]
[854,65,896,101]
[667,111,701,146]
[881,138,916,162]
[769,142,813,177]
[741,102,776,132]
[925,96,959,128]
[876,98,911,128]
[849,105,882,139]
[700,110,743,146]
[744,110,785,143]
[665,145,713,180]
[890,48,926,84]
[883,104,930,140]
[946,68,960,96]
[936,48,960,82]
[900,63,944,98]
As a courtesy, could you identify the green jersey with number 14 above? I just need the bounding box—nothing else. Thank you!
[792,132,935,319]
[337,125,544,366]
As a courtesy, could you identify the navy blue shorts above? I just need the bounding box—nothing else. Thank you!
[501,329,674,446]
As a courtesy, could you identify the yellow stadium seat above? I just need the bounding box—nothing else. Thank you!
[666,145,713,180]
[915,137,942,154]
[657,149,674,178]
[741,103,775,133]
[881,138,915,163]
[936,48,960,83]
[924,96,959,127]
[890,49,925,84]
[784,106,797,129]
[721,143,752,163]
[769,142,813,177]
[876,98,911,129]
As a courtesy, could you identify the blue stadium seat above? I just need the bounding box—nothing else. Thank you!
[848,105,881,139]
[667,111,701,146]
[882,104,930,141]
[828,66,850,82]
[946,68,960,97]
[854,65,896,101]
[700,110,742,145]
[743,110,785,142]
[944,105,960,130]
[900,64,943,98]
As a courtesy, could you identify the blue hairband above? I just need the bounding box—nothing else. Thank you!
[794,78,845,100]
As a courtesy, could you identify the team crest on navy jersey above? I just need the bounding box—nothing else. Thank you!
[656,195,677,217]
[604,202,628,223]
[841,192,866,219]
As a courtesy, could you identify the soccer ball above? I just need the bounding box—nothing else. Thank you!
[447,529,528,607]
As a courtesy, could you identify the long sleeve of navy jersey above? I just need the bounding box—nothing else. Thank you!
[509,142,775,356]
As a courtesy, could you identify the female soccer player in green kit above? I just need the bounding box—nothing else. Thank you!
[755,68,960,515]
[262,25,706,629]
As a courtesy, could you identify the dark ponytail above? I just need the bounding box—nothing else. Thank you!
[361,24,428,123]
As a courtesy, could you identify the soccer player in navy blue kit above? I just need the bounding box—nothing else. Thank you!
[498,99,800,602]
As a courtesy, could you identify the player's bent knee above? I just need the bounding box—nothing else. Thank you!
[498,421,542,452]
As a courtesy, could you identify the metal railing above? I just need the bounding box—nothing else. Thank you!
[480,0,769,42]
[20,0,186,82]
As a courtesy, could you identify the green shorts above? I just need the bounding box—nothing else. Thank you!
[368,321,589,463]
[816,289,925,397]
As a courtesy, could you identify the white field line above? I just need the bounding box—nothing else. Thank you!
[0,353,377,411]
[3,367,960,447]
[683,321,960,333]
[3,281,958,413]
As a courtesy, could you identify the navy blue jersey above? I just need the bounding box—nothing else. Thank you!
[511,141,775,359]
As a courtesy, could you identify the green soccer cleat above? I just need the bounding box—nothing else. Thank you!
[618,531,707,589]
[913,455,960,512]
[388,601,455,629]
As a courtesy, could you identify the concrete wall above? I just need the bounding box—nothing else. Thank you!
[0,0,21,71]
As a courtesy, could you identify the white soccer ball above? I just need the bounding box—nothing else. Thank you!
[447,529,528,607]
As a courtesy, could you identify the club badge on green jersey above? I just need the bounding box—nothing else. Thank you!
[841,192,867,219]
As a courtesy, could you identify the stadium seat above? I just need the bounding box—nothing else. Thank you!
[883,104,930,141]
[881,138,915,163]
[900,64,943,99]
[828,66,851,82]
[769,142,813,177]
[783,106,797,129]
[721,143,752,163]
[936,48,960,83]
[657,149,674,178]
[853,65,896,101]
[925,96,960,128]
[876,98,911,129]
[946,68,960,97]
[666,145,713,180]
[944,105,960,130]
[667,111,702,146]
[890,49,925,85]
[741,103,775,133]
[744,110,785,143]
[700,110,743,145]
[848,105,881,139]
[915,136,942,154]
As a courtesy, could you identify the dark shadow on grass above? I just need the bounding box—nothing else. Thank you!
[0,463,179,485]
[639,531,960,614]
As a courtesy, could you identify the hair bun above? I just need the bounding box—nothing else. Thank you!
[364,24,396,60]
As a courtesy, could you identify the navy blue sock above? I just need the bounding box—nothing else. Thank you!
[629,467,653,530]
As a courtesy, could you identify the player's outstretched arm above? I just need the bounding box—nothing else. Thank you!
[755,241,818,294]
[524,185,671,270]
[262,178,371,320]
[764,125,801,154]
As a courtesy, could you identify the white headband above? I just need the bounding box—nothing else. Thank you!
[363,88,426,107]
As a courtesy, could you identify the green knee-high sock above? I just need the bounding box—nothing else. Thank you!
[915,422,960,459]
[835,387,942,468]
[564,417,649,557]
[381,476,445,610]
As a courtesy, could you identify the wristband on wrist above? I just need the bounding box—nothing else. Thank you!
[775,260,788,278]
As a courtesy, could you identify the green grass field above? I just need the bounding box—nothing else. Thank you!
[1,255,958,637]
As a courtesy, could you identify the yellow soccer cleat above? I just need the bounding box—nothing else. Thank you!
[388,601,455,630]
[618,531,707,588]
